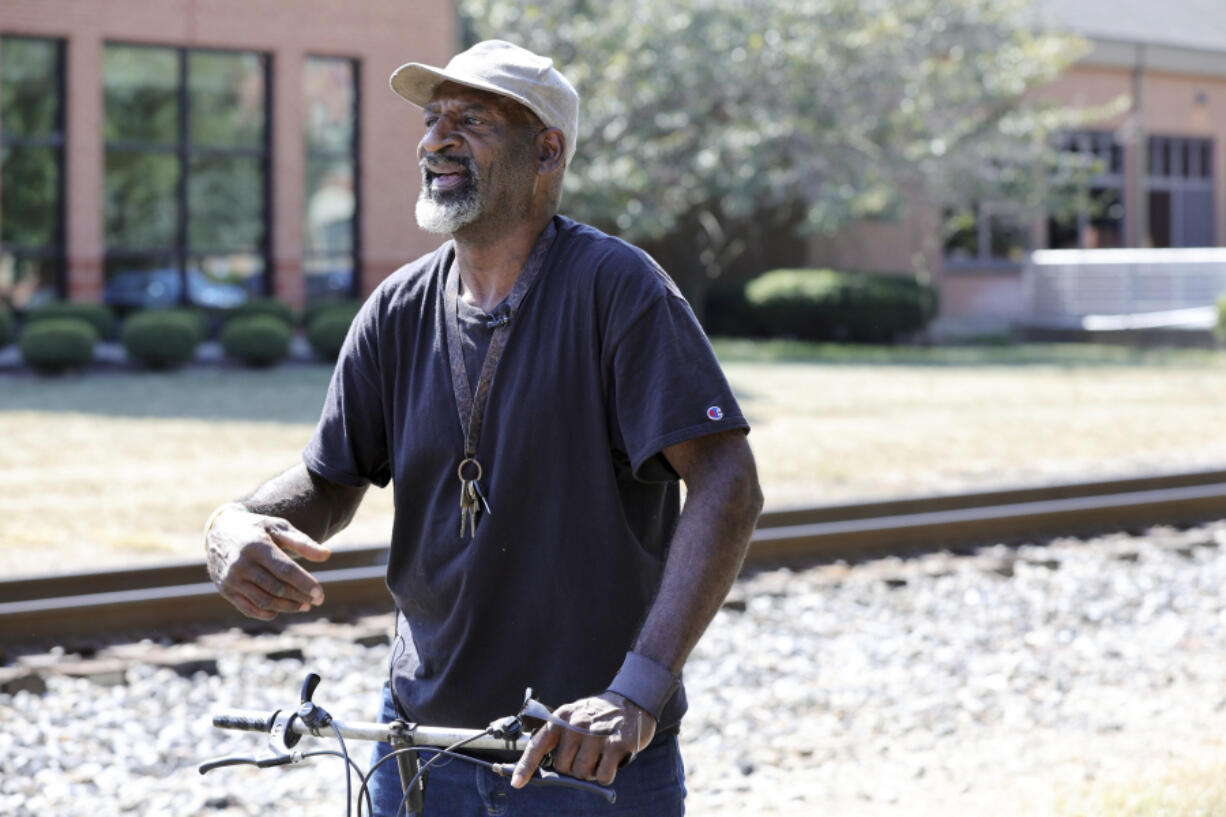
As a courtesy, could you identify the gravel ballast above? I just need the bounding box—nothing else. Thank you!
[6,521,1226,816]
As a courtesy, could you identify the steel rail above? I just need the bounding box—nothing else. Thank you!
[750,481,1226,563]
[4,469,1226,648]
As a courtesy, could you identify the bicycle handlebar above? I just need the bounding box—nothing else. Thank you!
[211,708,532,753]
[200,676,617,807]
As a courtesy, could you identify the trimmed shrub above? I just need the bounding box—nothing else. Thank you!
[19,318,98,373]
[745,268,938,343]
[220,314,292,367]
[121,309,204,369]
[178,305,215,337]
[305,302,361,360]
[702,282,766,338]
[26,301,116,340]
[222,297,294,329]
[301,297,362,329]
[0,305,14,348]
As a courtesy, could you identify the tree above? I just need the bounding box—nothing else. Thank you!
[458,0,1111,306]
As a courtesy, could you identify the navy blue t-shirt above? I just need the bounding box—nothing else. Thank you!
[303,216,748,731]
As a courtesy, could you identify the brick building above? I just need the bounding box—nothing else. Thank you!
[0,0,453,312]
[809,0,1226,335]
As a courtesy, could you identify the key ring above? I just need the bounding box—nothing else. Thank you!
[458,453,480,480]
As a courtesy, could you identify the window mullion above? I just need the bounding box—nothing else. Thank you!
[177,48,190,306]
[351,58,362,299]
[262,52,273,297]
[977,205,989,261]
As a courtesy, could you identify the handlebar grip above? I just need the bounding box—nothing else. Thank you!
[212,709,277,732]
[490,764,617,805]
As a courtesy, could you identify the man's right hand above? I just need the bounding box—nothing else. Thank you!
[204,506,332,621]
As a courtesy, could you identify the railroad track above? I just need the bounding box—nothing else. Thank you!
[5,468,1226,651]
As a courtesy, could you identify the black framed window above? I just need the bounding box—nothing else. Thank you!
[103,44,269,309]
[1147,135,1214,248]
[303,56,359,302]
[944,202,1030,265]
[1,36,65,308]
[1046,131,1126,250]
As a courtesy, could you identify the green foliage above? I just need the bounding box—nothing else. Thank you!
[220,314,292,367]
[301,297,363,328]
[1217,293,1226,343]
[459,0,1098,285]
[121,309,204,369]
[1,37,61,138]
[745,269,937,343]
[2,144,61,249]
[702,282,766,338]
[305,302,361,360]
[1,37,62,250]
[0,305,14,348]
[26,301,117,340]
[102,45,267,253]
[223,297,294,328]
[19,318,98,373]
[181,305,216,338]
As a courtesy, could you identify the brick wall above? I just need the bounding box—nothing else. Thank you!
[0,0,455,305]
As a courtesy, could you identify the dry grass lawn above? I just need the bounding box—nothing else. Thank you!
[734,354,1226,506]
[4,341,1226,576]
[1056,751,1226,817]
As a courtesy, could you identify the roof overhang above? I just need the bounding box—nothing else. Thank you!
[1079,37,1226,79]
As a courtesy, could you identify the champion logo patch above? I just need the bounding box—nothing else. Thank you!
[706,406,724,421]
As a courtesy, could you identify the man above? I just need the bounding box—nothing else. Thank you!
[204,39,762,816]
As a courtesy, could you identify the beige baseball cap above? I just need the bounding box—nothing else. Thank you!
[390,39,580,166]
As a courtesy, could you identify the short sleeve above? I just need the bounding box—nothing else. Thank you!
[302,297,391,488]
[607,293,749,482]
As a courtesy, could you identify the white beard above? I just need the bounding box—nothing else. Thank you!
[415,180,482,235]
[415,192,482,234]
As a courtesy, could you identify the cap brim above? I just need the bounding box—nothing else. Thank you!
[389,63,450,107]
[389,62,541,121]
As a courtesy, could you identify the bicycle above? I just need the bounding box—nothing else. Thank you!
[198,671,617,817]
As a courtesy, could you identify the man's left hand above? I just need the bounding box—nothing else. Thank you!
[510,692,656,788]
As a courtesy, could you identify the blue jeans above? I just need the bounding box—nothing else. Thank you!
[366,684,686,817]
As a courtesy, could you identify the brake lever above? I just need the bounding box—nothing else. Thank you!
[199,754,258,775]
[489,764,617,804]
[198,750,303,775]
[518,689,604,738]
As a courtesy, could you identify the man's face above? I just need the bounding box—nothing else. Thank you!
[416,83,539,235]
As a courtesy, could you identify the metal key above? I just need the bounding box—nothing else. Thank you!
[459,480,479,538]
[469,478,492,517]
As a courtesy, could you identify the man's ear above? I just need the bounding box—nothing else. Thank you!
[536,127,566,174]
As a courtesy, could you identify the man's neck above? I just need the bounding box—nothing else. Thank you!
[452,215,553,313]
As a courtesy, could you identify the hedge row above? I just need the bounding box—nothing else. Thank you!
[1,269,941,371]
[305,300,361,360]
[122,309,205,369]
[2,297,362,372]
[221,315,292,367]
[706,268,939,343]
[0,305,13,348]
[26,301,117,340]
[19,319,98,373]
